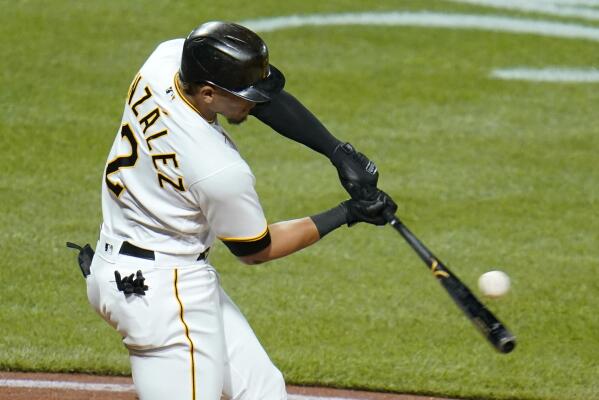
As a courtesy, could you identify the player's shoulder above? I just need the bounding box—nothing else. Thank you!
[147,39,184,63]
[137,39,184,86]
[124,38,252,184]
[182,133,252,183]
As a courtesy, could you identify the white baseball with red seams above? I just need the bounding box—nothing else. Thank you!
[478,270,511,298]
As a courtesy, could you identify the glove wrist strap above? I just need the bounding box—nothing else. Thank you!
[310,203,348,238]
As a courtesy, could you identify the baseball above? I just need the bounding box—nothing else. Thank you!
[478,270,510,298]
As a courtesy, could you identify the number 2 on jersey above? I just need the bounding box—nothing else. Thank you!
[105,124,139,197]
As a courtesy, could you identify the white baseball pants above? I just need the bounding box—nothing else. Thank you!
[86,233,286,400]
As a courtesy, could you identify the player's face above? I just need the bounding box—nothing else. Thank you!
[212,89,256,125]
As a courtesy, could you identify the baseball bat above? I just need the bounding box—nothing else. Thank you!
[383,210,516,353]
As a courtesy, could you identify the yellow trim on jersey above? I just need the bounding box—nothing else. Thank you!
[127,73,142,105]
[173,73,215,123]
[218,226,269,242]
[174,269,196,400]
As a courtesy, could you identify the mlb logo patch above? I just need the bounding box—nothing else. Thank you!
[105,243,113,255]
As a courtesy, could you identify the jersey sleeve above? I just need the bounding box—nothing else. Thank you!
[189,162,271,257]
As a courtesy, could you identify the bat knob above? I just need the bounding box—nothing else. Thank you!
[383,207,397,224]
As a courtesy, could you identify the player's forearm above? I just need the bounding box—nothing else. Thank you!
[251,91,381,203]
[238,194,394,265]
[238,217,321,265]
[250,90,342,158]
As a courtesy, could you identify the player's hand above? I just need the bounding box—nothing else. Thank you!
[330,142,379,201]
[341,190,397,226]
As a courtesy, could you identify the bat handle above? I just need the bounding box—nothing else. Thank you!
[384,210,437,267]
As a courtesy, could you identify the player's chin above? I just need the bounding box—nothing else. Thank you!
[226,114,248,125]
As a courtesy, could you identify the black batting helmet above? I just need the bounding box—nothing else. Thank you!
[179,21,285,103]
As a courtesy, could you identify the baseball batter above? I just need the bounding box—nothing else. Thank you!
[82,21,396,400]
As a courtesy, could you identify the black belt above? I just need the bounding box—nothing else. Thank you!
[119,241,209,261]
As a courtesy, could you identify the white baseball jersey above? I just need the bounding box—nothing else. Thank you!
[101,38,270,257]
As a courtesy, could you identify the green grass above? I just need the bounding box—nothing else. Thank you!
[1,1,598,399]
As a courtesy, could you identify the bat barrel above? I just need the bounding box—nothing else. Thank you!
[442,277,518,354]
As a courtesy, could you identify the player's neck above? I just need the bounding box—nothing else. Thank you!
[189,96,216,124]
[177,75,216,123]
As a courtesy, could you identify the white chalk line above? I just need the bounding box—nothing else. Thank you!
[241,11,599,43]
[0,379,135,393]
[539,0,599,5]
[492,67,599,81]
[0,379,352,399]
[447,0,599,21]
[242,11,599,83]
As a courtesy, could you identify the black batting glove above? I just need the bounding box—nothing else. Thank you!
[330,142,379,201]
[115,270,149,296]
[341,190,397,226]
[310,190,398,237]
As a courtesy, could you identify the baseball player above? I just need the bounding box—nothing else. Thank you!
[79,21,395,400]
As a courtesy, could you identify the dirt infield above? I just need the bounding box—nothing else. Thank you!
[0,372,455,400]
